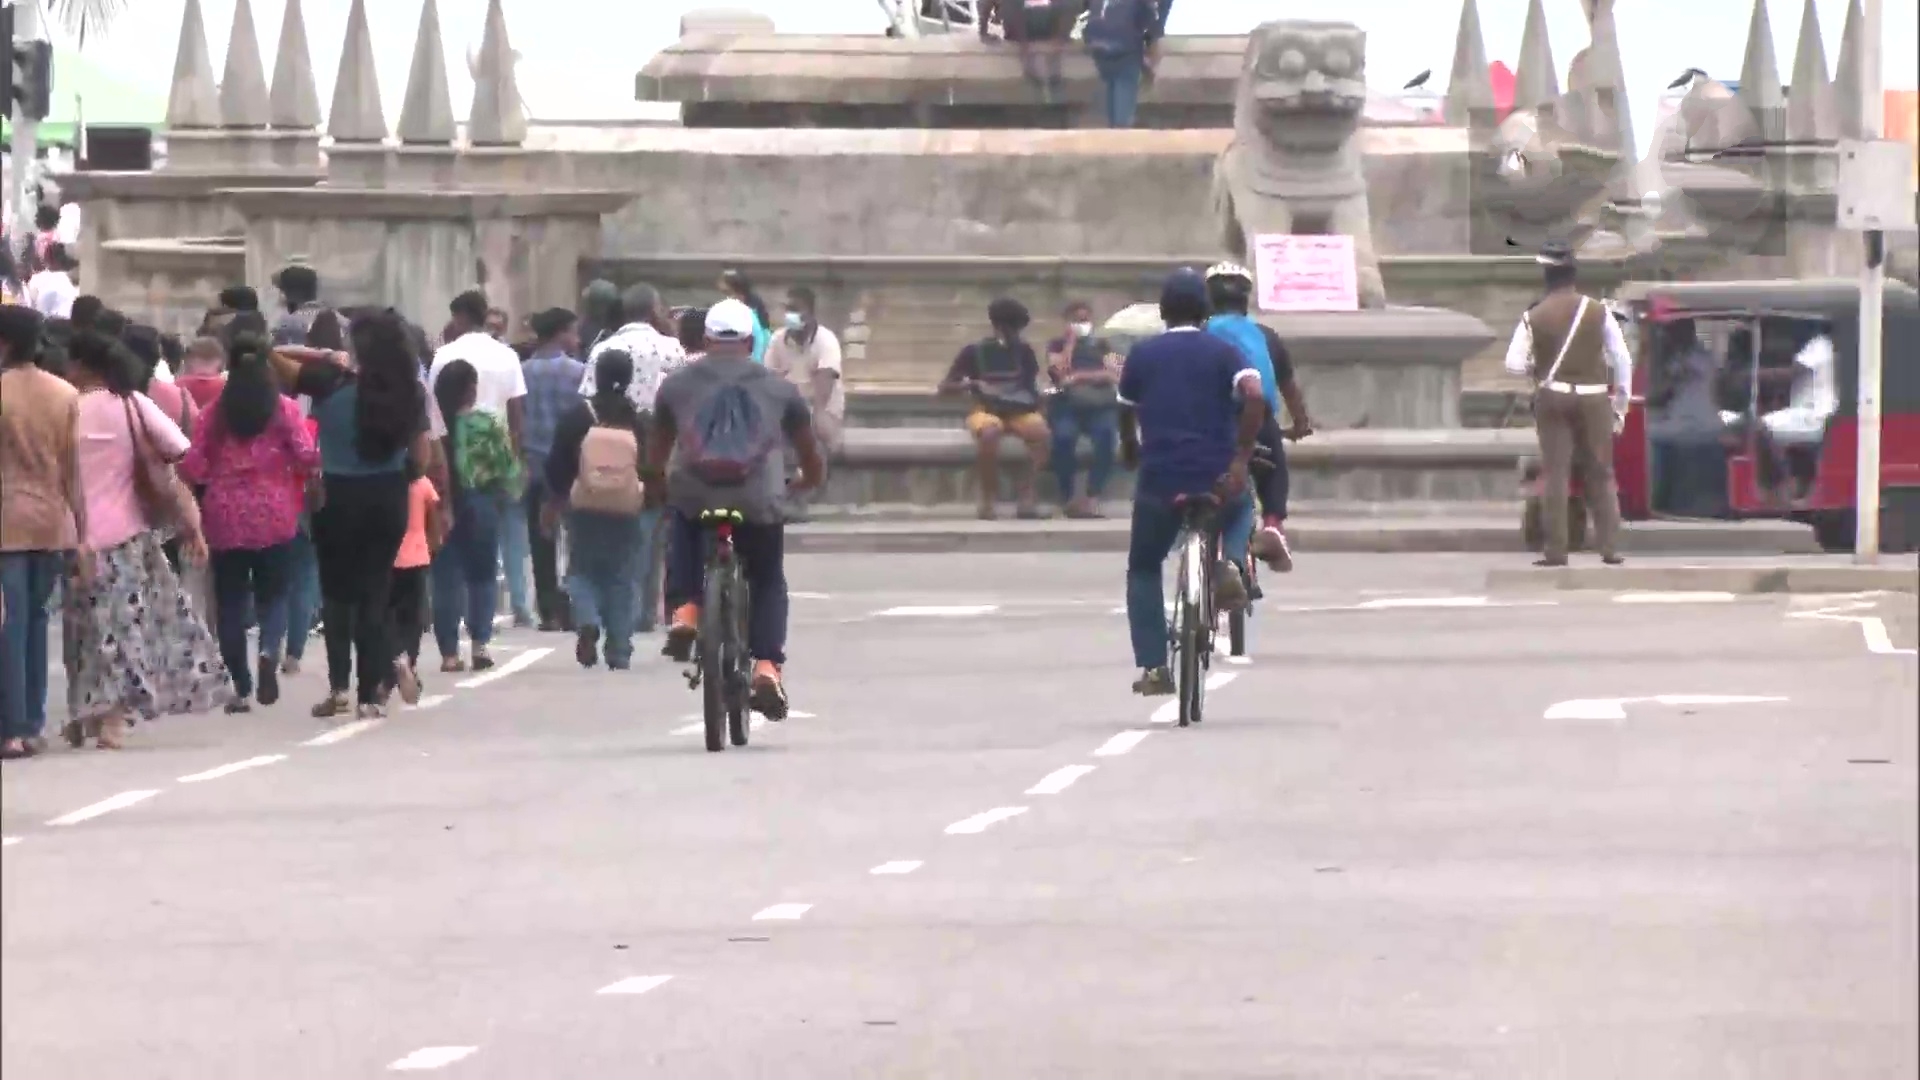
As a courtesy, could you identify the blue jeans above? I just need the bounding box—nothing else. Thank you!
[567,512,644,666]
[432,489,502,658]
[663,509,789,666]
[1,551,64,740]
[1155,0,1173,36]
[1050,403,1119,501]
[634,508,663,631]
[1096,54,1144,128]
[211,543,293,699]
[496,488,531,622]
[1124,490,1253,669]
[278,526,319,661]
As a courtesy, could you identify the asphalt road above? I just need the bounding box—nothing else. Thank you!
[3,554,1915,1080]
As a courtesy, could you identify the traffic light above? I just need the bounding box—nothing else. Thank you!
[1,6,53,122]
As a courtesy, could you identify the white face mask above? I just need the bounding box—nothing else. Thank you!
[1071,321,1093,337]
[783,311,805,330]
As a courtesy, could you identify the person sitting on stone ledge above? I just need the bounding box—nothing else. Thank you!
[1045,299,1121,519]
[940,297,1051,520]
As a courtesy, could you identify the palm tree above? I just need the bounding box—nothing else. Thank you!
[43,0,128,47]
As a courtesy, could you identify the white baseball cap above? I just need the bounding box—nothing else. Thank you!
[704,298,757,341]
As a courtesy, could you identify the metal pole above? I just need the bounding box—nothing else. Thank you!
[1854,0,1885,561]
[6,0,40,250]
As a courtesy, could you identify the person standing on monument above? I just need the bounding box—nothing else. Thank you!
[1504,240,1633,567]
[1084,0,1161,128]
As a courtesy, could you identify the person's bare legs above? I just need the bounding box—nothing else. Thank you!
[973,421,1005,519]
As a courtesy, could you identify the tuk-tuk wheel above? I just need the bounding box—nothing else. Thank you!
[1521,496,1588,553]
[1812,510,1856,554]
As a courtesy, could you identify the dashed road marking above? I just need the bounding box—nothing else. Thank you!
[1356,596,1493,609]
[177,754,287,784]
[455,647,555,689]
[1149,671,1239,723]
[47,789,161,826]
[388,1046,478,1071]
[1614,591,1738,604]
[1790,598,1917,656]
[2,836,20,847]
[1026,764,1095,795]
[410,694,453,710]
[1093,730,1151,757]
[1544,693,1789,721]
[945,807,1027,835]
[873,605,999,618]
[870,860,923,875]
[1224,654,1252,665]
[597,975,673,996]
[752,903,813,921]
[301,719,382,747]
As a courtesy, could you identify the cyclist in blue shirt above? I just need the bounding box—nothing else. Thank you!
[1118,269,1266,696]
[1204,262,1313,573]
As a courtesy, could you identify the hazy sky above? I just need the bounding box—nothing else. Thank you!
[49,0,1920,157]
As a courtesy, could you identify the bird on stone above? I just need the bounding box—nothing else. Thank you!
[1403,70,1432,90]
[1667,67,1707,89]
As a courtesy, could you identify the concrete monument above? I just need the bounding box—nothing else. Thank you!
[1211,21,1385,309]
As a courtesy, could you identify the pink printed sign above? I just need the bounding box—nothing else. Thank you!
[1253,234,1359,313]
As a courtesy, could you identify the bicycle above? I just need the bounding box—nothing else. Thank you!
[1167,494,1223,727]
[682,507,753,752]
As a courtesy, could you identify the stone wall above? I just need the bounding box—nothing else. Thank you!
[92,238,247,339]
[585,254,1642,391]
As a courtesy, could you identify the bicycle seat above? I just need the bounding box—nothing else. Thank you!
[698,508,746,525]
[1171,493,1222,525]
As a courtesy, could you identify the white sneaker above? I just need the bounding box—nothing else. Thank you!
[1253,525,1294,573]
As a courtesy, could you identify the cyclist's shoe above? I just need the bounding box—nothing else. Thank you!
[1252,523,1294,573]
[663,603,700,662]
[1132,666,1175,696]
[749,661,790,720]
[1214,560,1249,611]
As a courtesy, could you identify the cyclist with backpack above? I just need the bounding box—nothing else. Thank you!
[543,349,655,670]
[648,300,825,720]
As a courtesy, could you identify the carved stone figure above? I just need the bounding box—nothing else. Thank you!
[1211,20,1386,309]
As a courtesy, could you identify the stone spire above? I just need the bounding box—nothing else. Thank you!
[1737,0,1784,141]
[1830,0,1868,137]
[328,0,387,143]
[269,0,322,130]
[1443,0,1494,126]
[218,0,271,128]
[1511,0,1559,115]
[166,0,221,130]
[397,0,457,144]
[1579,0,1632,155]
[468,0,529,146]
[1784,0,1835,142]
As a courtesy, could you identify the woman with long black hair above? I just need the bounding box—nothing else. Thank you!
[179,329,320,713]
[272,311,433,720]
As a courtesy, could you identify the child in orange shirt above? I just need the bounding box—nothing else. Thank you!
[387,465,445,705]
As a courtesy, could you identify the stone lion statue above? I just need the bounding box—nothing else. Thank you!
[1211,20,1386,309]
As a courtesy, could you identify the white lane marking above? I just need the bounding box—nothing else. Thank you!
[1093,730,1151,757]
[1790,598,1918,656]
[670,709,811,735]
[791,591,831,600]
[455,647,554,689]
[870,860,923,875]
[944,806,1027,835]
[1357,596,1492,609]
[873,605,999,617]
[1026,764,1096,795]
[1225,654,1252,666]
[1148,671,1240,724]
[177,754,287,784]
[301,719,382,747]
[1614,591,1738,604]
[597,975,673,996]
[752,903,813,921]
[47,789,161,826]
[388,1046,478,1071]
[410,694,453,711]
[1544,694,1789,720]
[2,836,20,847]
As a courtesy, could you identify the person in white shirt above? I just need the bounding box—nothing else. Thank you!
[428,290,533,624]
[579,283,688,414]
[1761,324,1837,446]
[55,202,81,248]
[24,242,78,319]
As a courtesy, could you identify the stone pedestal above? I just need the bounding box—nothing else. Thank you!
[165,129,324,171]
[54,170,323,289]
[325,143,557,190]
[222,188,632,332]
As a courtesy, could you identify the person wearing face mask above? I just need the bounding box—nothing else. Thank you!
[764,287,844,520]
[1045,300,1122,518]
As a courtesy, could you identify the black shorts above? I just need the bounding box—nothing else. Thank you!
[1011,0,1075,41]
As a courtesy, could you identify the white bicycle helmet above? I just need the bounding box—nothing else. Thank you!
[1205,261,1254,283]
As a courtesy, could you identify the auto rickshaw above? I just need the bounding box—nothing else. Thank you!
[1519,278,1920,553]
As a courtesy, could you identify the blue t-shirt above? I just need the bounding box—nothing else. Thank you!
[296,364,419,476]
[1118,327,1255,499]
[1205,313,1281,416]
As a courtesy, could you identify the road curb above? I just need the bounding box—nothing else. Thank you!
[1485,564,1920,594]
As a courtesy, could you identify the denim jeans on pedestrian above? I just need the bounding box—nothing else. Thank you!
[496,488,532,623]
[566,511,643,666]
[1124,490,1253,669]
[432,488,502,659]
[0,550,65,741]
[1096,54,1145,128]
[278,526,319,662]
[522,477,567,624]
[662,508,790,666]
[211,543,293,700]
[1049,403,1119,501]
[633,507,663,631]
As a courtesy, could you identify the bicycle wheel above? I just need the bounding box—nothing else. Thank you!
[727,569,751,747]
[1176,533,1205,727]
[700,565,730,753]
[1228,604,1246,658]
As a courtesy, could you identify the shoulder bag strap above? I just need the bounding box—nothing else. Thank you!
[1538,296,1591,387]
